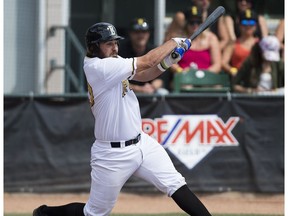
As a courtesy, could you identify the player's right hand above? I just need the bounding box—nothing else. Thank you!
[170,38,191,61]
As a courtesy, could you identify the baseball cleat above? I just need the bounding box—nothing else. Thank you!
[32,205,47,216]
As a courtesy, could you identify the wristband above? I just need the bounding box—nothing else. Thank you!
[157,63,167,72]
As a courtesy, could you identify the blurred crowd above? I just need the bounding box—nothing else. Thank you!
[119,0,284,94]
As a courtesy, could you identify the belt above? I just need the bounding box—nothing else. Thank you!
[110,134,141,148]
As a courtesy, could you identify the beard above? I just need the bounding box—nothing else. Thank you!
[98,50,118,59]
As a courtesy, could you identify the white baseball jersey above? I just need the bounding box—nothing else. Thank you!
[83,55,186,216]
[83,56,142,141]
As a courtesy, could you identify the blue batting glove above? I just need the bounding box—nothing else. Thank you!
[157,39,191,72]
[157,46,187,72]
[171,38,191,60]
[172,38,191,51]
[181,38,191,51]
[171,47,186,60]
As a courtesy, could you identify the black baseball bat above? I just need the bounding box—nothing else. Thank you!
[171,6,225,59]
[189,6,226,41]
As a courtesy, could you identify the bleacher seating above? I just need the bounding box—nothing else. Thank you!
[173,69,231,93]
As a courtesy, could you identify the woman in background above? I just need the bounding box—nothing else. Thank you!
[233,36,284,93]
[170,5,221,74]
[165,0,229,51]
[224,0,268,42]
[222,9,259,77]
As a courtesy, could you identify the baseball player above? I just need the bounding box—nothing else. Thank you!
[33,22,211,216]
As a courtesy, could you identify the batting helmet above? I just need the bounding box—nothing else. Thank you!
[85,22,124,47]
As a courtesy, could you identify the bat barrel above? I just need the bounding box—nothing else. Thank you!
[189,6,226,41]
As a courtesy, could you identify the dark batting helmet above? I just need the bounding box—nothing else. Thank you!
[85,22,124,47]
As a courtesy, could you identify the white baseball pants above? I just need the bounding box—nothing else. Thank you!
[84,132,186,216]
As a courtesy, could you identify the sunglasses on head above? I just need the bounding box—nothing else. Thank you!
[241,19,256,26]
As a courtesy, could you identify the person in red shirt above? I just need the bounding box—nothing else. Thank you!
[222,9,259,77]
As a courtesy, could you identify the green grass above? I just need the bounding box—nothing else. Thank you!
[4,214,284,216]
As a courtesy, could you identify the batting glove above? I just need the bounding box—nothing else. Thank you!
[172,38,191,51]
[157,47,185,72]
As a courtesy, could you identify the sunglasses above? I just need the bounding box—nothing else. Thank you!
[240,19,256,26]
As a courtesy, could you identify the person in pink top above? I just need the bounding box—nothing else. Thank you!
[178,48,211,69]
[170,4,222,74]
[164,0,229,51]
[222,9,259,77]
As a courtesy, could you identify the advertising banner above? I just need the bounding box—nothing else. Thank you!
[4,95,284,193]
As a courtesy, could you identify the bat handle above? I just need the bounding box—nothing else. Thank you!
[171,52,179,59]
[171,47,185,60]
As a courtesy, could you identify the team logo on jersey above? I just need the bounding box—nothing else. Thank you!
[142,115,240,169]
[87,83,95,107]
[122,80,131,97]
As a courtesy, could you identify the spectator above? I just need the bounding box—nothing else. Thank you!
[275,19,284,43]
[222,9,259,77]
[274,18,284,59]
[164,0,229,51]
[224,0,268,42]
[119,18,169,95]
[170,5,222,74]
[233,36,284,93]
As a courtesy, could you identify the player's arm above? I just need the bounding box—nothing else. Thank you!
[133,38,190,82]
[132,65,165,82]
[135,39,175,73]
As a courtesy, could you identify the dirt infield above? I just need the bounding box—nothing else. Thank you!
[5,192,284,215]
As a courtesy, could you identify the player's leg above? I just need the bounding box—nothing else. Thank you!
[133,133,186,196]
[33,141,143,216]
[171,184,211,216]
[33,203,85,216]
[84,141,143,216]
[84,172,123,216]
[134,133,211,216]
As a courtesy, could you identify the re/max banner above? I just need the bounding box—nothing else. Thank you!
[4,95,284,193]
